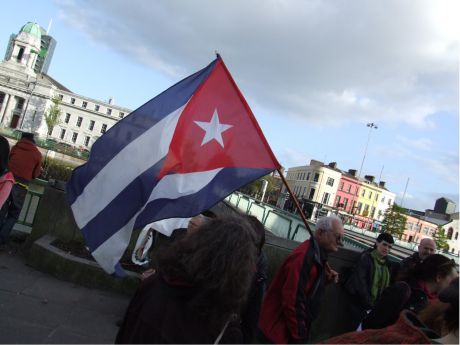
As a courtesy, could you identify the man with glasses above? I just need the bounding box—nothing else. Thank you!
[258,215,344,344]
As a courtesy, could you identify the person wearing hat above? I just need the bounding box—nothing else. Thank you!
[0,132,42,244]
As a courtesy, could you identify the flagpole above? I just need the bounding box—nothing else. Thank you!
[277,168,314,238]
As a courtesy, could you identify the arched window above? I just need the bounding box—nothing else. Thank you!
[447,227,454,240]
[16,47,24,62]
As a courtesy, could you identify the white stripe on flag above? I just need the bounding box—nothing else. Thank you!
[92,168,222,273]
[71,105,185,229]
[145,217,192,237]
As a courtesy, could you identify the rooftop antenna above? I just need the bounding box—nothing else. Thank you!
[46,19,53,35]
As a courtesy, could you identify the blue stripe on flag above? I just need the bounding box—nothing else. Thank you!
[134,167,273,228]
[81,158,165,251]
[67,58,218,204]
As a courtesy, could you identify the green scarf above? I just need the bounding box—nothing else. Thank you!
[370,249,390,303]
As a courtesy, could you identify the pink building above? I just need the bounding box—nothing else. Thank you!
[401,214,438,243]
[334,169,360,214]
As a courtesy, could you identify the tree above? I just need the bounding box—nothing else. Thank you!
[44,95,62,137]
[239,175,282,205]
[433,225,449,252]
[381,204,407,238]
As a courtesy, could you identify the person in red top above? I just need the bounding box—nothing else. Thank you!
[0,136,15,209]
[258,215,344,344]
[0,132,42,244]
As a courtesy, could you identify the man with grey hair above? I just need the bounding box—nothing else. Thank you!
[398,237,437,279]
[258,215,344,344]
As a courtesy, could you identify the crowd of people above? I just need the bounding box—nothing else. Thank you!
[0,132,458,344]
[115,210,459,344]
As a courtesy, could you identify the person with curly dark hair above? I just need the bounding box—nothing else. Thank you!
[116,215,258,344]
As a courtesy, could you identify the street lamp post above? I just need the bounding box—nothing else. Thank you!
[358,122,378,178]
[351,122,378,229]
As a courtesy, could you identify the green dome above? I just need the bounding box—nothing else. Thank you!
[20,22,41,40]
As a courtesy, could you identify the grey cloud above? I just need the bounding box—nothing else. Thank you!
[56,0,458,128]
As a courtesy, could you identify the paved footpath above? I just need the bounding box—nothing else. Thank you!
[0,244,130,344]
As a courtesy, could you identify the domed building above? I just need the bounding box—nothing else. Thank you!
[0,21,130,149]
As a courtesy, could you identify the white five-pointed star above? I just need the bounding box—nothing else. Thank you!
[194,109,233,148]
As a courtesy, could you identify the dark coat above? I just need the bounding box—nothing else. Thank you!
[116,272,242,344]
[343,249,397,330]
[397,252,421,280]
[362,280,430,329]
[241,251,268,343]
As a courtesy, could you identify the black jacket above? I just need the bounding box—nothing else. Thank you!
[116,272,242,344]
[362,279,430,329]
[344,249,396,310]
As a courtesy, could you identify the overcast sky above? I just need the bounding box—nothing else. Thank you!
[1,0,458,211]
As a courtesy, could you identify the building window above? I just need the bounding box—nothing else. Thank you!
[347,185,352,193]
[361,189,366,197]
[65,113,71,123]
[84,136,90,147]
[82,101,87,109]
[335,195,340,207]
[17,47,25,62]
[343,198,349,209]
[72,132,78,143]
[58,94,63,101]
[101,124,107,134]
[308,188,316,200]
[447,227,454,240]
[89,120,95,131]
[60,129,66,139]
[388,199,392,206]
[76,116,83,127]
[375,194,379,201]
[95,104,100,111]
[306,172,310,180]
[322,192,330,204]
[326,177,334,187]
[107,108,112,115]
[455,232,458,240]
[47,128,53,136]
[339,182,344,191]
[71,97,76,105]
[357,202,363,214]
[371,207,376,218]
[313,173,320,182]
[119,112,124,119]
[368,191,372,199]
[381,196,385,203]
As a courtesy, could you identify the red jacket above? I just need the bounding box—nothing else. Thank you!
[321,310,438,344]
[9,139,42,182]
[258,239,325,344]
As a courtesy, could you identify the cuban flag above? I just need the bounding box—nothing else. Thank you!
[67,56,281,274]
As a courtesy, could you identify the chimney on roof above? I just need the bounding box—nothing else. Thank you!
[108,97,114,105]
[310,159,323,166]
[328,162,337,169]
[348,169,357,177]
[364,175,375,183]
[379,181,386,188]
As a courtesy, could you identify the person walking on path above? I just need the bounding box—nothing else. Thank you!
[258,215,344,344]
[0,132,42,244]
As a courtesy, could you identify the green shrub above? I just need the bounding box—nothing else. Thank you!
[41,157,79,182]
